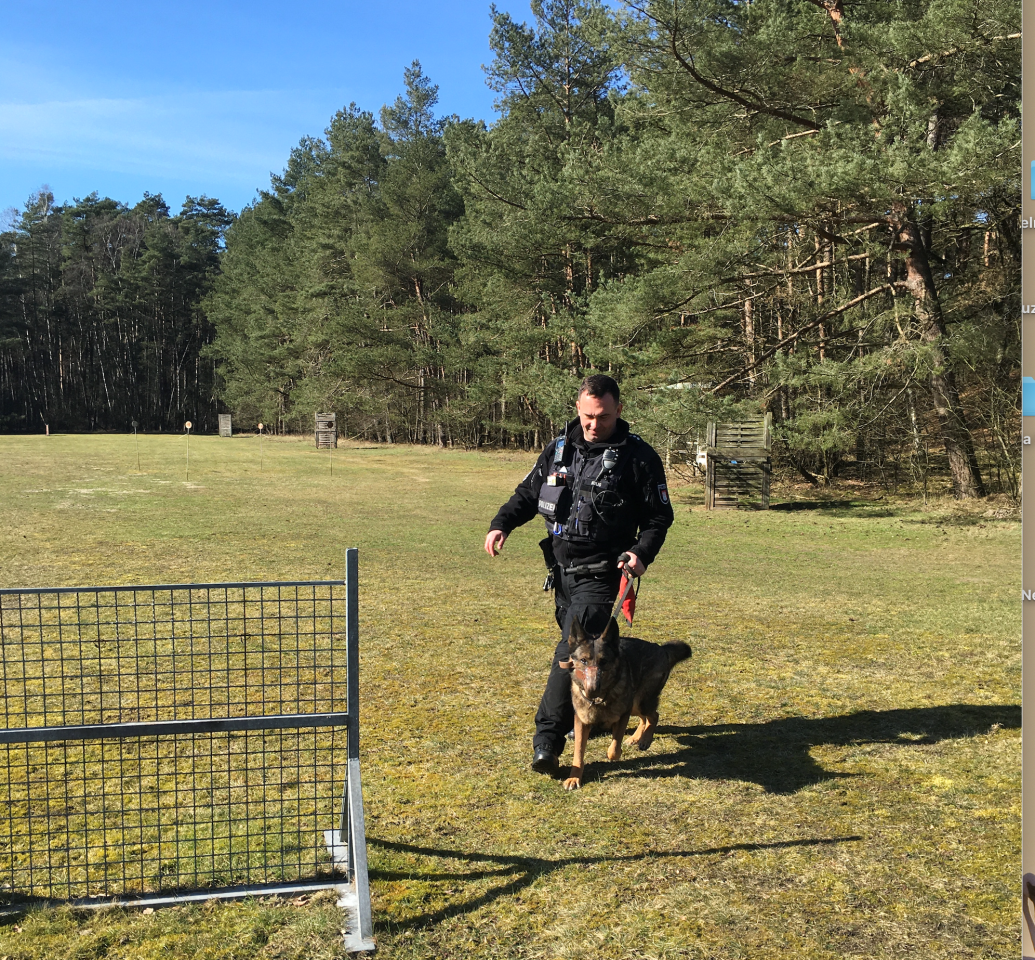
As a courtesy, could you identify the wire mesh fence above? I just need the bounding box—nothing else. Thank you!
[0,574,361,909]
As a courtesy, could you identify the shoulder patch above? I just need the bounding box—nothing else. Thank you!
[523,461,543,484]
[658,483,670,505]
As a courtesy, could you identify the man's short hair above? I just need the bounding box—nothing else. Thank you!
[578,374,620,405]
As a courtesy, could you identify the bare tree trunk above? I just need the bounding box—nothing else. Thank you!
[814,234,826,362]
[778,231,793,422]
[894,211,985,498]
[743,284,756,388]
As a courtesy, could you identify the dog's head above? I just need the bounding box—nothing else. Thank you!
[568,616,621,701]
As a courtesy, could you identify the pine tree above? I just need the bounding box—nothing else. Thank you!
[569,0,1020,494]
[447,0,630,444]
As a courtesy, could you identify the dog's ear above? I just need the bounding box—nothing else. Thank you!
[602,617,620,646]
[569,615,587,647]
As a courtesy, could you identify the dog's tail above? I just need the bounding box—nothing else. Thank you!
[663,641,692,668]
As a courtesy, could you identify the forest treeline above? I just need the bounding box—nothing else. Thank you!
[0,193,232,434]
[0,0,1020,497]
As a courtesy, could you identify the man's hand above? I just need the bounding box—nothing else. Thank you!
[485,530,507,557]
[618,552,645,578]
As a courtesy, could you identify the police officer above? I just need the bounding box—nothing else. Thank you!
[484,374,674,774]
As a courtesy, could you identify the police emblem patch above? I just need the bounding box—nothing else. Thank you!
[658,483,669,505]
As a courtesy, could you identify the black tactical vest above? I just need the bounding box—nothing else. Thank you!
[537,435,638,546]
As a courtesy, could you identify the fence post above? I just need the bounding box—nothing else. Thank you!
[344,547,374,950]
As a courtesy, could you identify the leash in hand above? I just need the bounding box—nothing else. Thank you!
[612,552,640,625]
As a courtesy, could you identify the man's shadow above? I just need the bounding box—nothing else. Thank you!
[369,703,1016,931]
[603,702,1019,794]
[369,834,864,932]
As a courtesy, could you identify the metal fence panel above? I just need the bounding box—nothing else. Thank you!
[0,550,373,950]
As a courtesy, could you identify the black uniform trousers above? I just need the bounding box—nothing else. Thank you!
[532,563,623,757]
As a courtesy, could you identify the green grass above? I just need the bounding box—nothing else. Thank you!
[0,433,1019,959]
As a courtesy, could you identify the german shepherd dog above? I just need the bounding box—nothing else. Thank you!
[561,616,691,790]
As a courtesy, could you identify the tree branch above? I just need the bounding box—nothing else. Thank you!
[669,2,821,131]
[709,282,907,394]
[733,128,821,157]
[908,33,1020,69]
[802,0,845,48]
[736,252,871,281]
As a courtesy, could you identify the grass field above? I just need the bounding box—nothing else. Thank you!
[0,433,1020,959]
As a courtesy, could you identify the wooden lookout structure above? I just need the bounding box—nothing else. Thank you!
[218,414,232,437]
[315,413,338,449]
[705,414,772,510]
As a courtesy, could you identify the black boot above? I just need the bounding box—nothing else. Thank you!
[531,747,559,775]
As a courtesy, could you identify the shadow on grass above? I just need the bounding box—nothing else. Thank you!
[368,833,862,932]
[768,499,869,512]
[366,705,1015,932]
[901,512,1019,527]
[762,498,903,518]
[607,703,1019,794]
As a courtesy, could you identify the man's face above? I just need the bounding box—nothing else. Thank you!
[576,391,622,443]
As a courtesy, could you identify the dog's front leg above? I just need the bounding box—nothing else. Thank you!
[630,711,659,750]
[607,712,631,762]
[563,717,589,790]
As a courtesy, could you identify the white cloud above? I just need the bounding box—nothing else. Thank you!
[0,89,333,186]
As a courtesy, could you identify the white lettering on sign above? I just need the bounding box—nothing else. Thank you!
[1025,590,1035,601]
[1025,436,1032,445]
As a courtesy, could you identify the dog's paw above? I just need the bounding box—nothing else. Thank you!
[562,776,582,790]
[630,719,656,751]
[606,740,622,762]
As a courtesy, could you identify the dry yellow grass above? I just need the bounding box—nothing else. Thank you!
[0,434,1019,958]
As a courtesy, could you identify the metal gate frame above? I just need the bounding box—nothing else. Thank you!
[0,548,373,952]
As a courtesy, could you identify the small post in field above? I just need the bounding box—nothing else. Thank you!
[315,413,337,476]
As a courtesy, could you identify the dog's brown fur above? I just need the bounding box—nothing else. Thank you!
[561,616,691,790]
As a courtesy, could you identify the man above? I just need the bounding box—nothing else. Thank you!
[484,374,675,774]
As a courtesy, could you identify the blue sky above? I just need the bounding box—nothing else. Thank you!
[0,0,534,219]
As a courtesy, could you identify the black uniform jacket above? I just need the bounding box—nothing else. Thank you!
[488,417,675,569]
